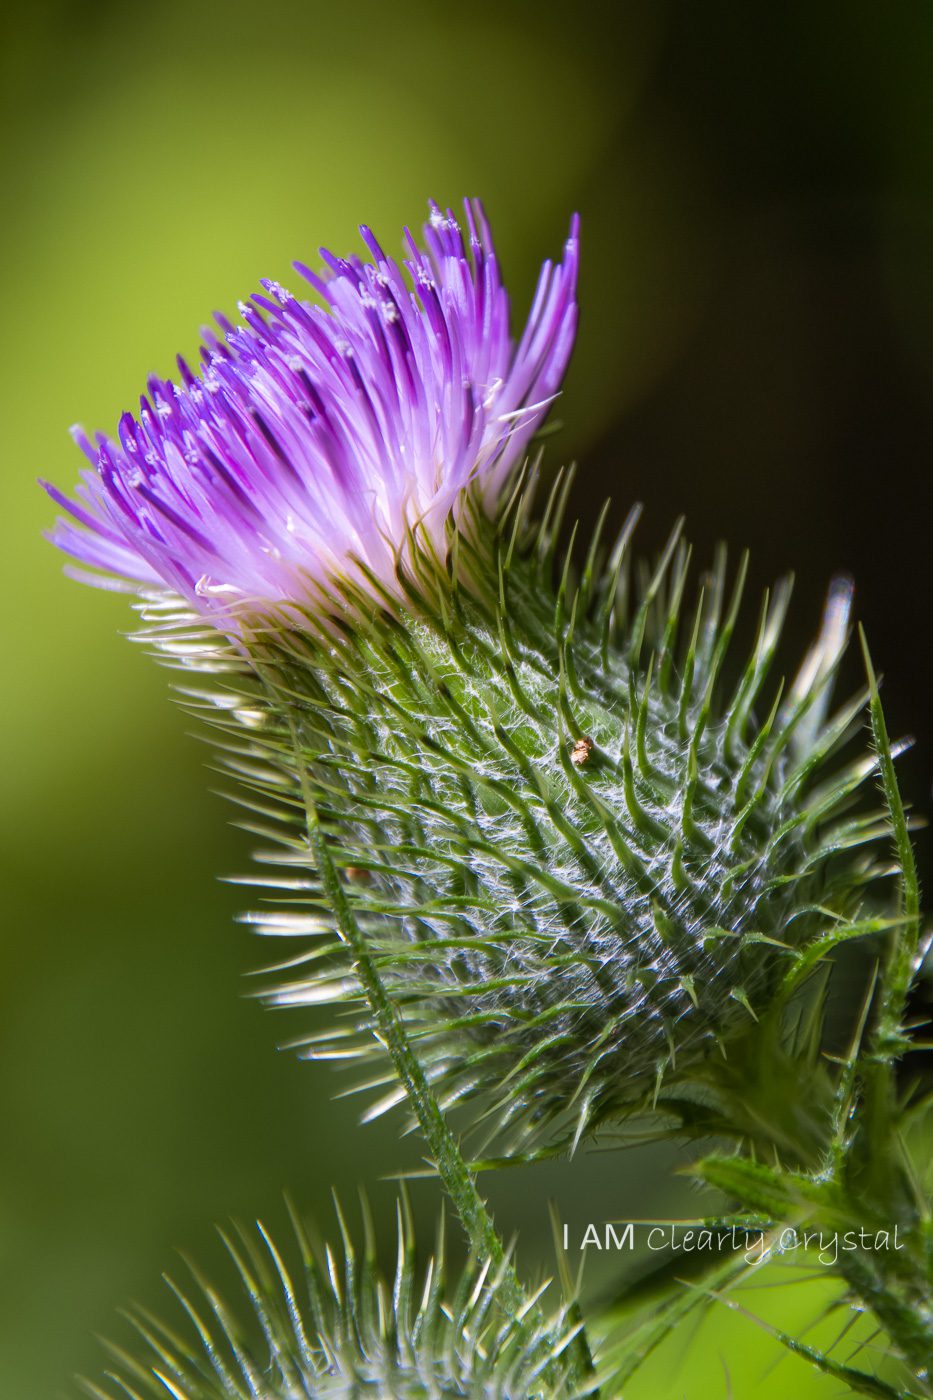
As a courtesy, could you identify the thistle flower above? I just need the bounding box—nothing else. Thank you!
[79,1199,584,1400]
[44,200,579,613]
[46,199,885,1162]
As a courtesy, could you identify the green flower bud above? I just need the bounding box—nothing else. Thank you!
[80,1198,578,1399]
[171,478,884,1158]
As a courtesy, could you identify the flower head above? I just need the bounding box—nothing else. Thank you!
[82,1198,581,1400]
[44,200,579,615]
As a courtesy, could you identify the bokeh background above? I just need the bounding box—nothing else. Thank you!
[2,2,932,1395]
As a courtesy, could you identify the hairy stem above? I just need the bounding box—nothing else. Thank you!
[836,1249,933,1391]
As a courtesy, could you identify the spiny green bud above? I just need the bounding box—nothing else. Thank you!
[167,475,886,1159]
[79,1198,579,1400]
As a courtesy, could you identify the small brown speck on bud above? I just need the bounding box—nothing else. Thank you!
[570,736,595,767]
[344,865,371,884]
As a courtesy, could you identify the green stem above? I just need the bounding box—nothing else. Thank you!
[836,1249,933,1391]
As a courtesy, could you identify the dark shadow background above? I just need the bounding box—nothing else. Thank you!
[1,2,930,1395]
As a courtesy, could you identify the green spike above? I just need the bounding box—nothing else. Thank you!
[734,680,785,812]
[681,745,713,852]
[677,589,705,740]
[706,548,749,692]
[671,837,692,894]
[652,902,678,944]
[577,496,613,613]
[633,657,668,796]
[679,974,699,1008]
[553,518,579,645]
[622,725,667,842]
[626,517,685,668]
[657,539,693,695]
[535,463,576,575]
[696,540,728,673]
[597,503,642,665]
[729,986,759,1021]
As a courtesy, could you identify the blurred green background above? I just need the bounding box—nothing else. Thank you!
[2,1,932,1395]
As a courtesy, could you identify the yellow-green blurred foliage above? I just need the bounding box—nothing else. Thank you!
[2,1,930,1394]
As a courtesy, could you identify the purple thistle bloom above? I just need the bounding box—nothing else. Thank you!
[44,200,579,617]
